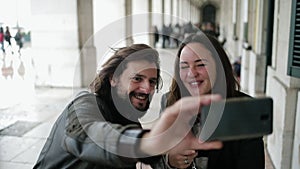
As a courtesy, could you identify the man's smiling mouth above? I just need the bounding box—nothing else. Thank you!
[133,93,149,100]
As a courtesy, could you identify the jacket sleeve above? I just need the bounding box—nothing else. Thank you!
[62,93,155,167]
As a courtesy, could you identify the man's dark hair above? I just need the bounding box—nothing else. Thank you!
[89,44,162,98]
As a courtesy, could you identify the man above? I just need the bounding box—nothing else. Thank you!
[4,26,11,46]
[33,44,222,169]
[14,29,23,53]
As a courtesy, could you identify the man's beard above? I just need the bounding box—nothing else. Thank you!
[110,88,150,123]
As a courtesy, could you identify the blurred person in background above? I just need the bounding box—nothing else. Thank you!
[0,27,5,53]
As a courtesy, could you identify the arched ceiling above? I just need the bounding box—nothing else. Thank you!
[190,0,220,8]
[190,0,206,8]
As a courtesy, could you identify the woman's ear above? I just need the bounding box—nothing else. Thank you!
[110,76,117,87]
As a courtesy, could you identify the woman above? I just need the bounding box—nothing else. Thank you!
[0,27,4,53]
[158,33,264,169]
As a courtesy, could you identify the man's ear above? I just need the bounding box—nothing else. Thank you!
[110,76,117,87]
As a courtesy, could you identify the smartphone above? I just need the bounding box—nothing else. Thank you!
[198,97,273,141]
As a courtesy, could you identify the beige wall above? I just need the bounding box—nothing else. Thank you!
[266,0,300,168]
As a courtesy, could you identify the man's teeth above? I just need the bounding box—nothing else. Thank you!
[135,94,147,100]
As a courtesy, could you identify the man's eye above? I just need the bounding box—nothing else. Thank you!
[149,79,158,86]
[131,77,142,82]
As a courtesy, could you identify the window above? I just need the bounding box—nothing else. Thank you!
[288,0,300,78]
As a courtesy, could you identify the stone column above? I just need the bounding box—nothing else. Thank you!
[148,0,154,47]
[240,49,249,92]
[162,0,165,25]
[125,0,133,46]
[170,0,173,24]
[77,0,97,87]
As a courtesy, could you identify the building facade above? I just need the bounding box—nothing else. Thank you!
[218,0,300,169]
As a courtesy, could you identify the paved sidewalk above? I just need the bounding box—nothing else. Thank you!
[0,87,76,169]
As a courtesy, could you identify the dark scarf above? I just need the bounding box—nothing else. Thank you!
[95,90,147,127]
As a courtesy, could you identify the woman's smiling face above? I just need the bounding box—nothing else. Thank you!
[179,42,217,96]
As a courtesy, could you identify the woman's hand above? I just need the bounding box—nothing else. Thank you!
[167,131,222,168]
[167,131,198,168]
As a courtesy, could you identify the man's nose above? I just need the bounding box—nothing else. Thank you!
[140,81,152,93]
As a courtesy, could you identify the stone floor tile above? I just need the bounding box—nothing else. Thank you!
[0,136,39,161]
[0,161,33,169]
[11,139,46,164]
[23,122,54,138]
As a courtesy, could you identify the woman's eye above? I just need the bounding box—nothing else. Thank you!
[197,63,206,67]
[180,66,189,69]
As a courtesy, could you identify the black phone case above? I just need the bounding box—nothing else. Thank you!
[198,97,273,141]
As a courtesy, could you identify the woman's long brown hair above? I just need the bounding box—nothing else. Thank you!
[166,33,239,107]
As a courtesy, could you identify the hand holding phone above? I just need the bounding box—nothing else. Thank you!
[198,97,273,141]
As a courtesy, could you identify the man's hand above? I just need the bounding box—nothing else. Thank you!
[140,94,222,156]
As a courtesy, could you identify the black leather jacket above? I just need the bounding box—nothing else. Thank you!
[33,91,158,169]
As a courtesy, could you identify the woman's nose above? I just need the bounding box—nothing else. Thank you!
[187,67,199,77]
